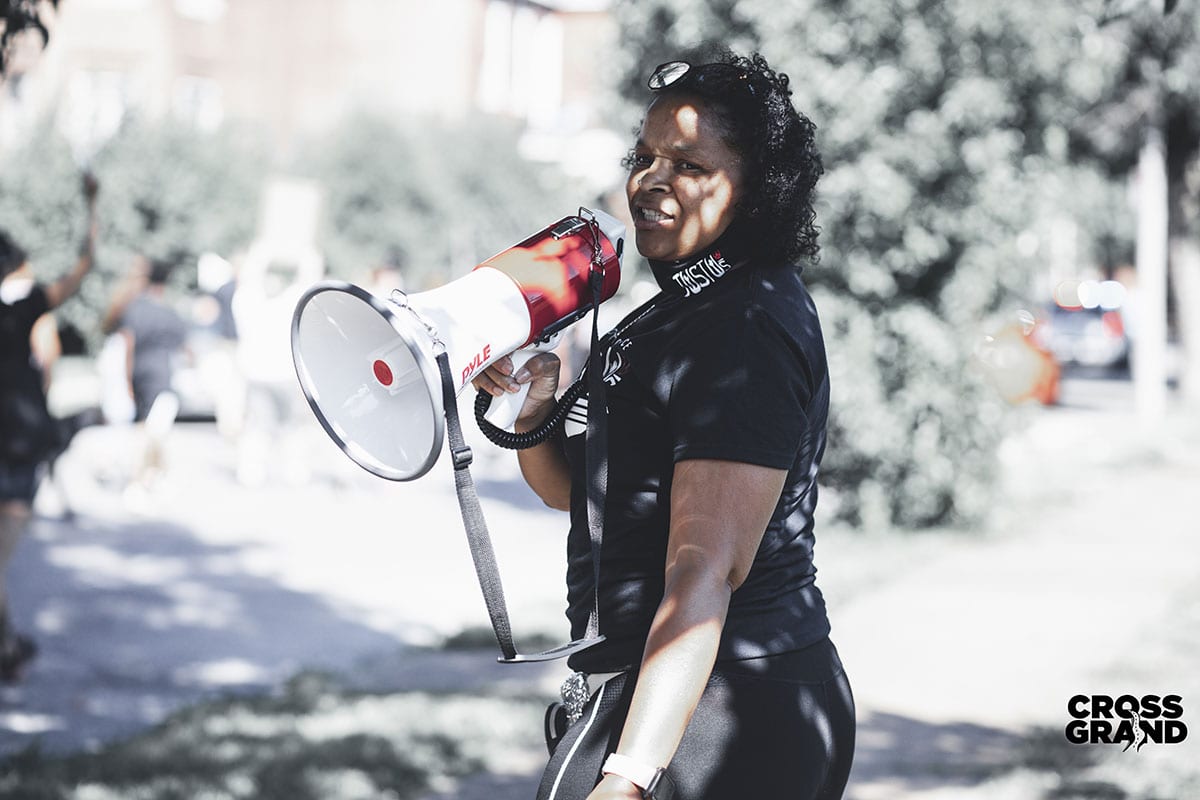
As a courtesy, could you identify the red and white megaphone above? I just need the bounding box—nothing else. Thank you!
[291,208,624,481]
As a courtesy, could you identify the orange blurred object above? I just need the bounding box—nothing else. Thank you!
[983,321,1061,406]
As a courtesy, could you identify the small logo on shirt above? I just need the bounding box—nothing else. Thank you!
[565,338,632,439]
[671,250,732,297]
[603,338,631,387]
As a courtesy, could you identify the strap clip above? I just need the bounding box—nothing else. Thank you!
[450,444,474,470]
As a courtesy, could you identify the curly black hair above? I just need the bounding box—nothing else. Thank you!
[632,49,824,267]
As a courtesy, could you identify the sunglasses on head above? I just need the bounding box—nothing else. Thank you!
[647,60,757,97]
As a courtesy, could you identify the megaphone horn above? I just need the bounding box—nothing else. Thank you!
[291,208,625,481]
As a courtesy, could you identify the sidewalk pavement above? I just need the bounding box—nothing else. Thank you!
[1,390,1198,799]
[1,412,572,757]
[823,400,1200,798]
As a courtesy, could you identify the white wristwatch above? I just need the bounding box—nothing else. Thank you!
[601,753,673,799]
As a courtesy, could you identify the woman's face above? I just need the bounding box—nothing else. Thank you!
[626,95,744,262]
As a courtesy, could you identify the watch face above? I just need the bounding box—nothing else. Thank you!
[644,768,673,800]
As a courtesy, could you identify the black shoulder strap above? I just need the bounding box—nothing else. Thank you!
[583,262,607,642]
[436,350,520,661]
[434,213,611,663]
[435,338,606,663]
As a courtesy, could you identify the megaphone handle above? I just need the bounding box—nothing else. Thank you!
[481,350,535,431]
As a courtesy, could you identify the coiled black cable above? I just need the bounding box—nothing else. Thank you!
[474,378,586,449]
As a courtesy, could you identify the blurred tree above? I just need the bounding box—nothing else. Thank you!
[611,0,1129,528]
[0,117,265,349]
[298,113,576,287]
[1068,0,1200,405]
[89,118,264,268]
[0,0,57,77]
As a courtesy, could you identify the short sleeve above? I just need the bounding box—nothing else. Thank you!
[665,305,814,469]
[28,285,50,320]
[5,283,50,327]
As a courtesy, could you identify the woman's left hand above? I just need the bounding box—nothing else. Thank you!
[586,774,643,800]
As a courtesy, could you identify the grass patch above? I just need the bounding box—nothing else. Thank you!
[439,627,561,653]
[966,725,1200,800]
[0,672,545,800]
[1017,727,1102,775]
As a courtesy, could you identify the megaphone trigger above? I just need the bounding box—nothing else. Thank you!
[476,327,564,431]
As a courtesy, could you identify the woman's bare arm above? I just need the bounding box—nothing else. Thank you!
[588,459,786,799]
[45,174,99,310]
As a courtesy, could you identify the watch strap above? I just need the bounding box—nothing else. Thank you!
[602,753,675,799]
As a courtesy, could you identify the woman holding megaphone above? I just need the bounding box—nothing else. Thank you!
[475,50,854,800]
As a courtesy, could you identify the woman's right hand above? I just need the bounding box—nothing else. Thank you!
[472,351,561,431]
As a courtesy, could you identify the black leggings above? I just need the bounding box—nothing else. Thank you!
[537,637,855,800]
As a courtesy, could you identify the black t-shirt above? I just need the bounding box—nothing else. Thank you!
[0,281,52,463]
[562,237,832,672]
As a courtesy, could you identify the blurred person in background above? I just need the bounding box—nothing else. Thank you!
[232,242,323,486]
[102,256,188,500]
[476,51,853,799]
[193,251,245,442]
[96,326,137,428]
[0,173,98,681]
[26,306,83,517]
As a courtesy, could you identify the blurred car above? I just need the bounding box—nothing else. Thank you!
[1035,304,1129,371]
[45,327,222,424]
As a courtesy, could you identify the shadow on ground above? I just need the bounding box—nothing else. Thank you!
[433,710,1095,800]
[0,511,406,756]
[845,711,1156,800]
[849,710,1031,791]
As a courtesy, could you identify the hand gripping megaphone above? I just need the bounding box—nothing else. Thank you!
[290,208,624,481]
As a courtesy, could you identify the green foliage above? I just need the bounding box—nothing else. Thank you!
[0,117,265,349]
[0,120,84,278]
[0,121,105,346]
[297,113,576,286]
[89,118,265,272]
[612,0,1133,528]
[1067,1,1200,176]
[815,289,1011,527]
[1,110,573,349]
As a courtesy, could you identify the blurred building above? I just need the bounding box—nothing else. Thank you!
[0,0,624,191]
